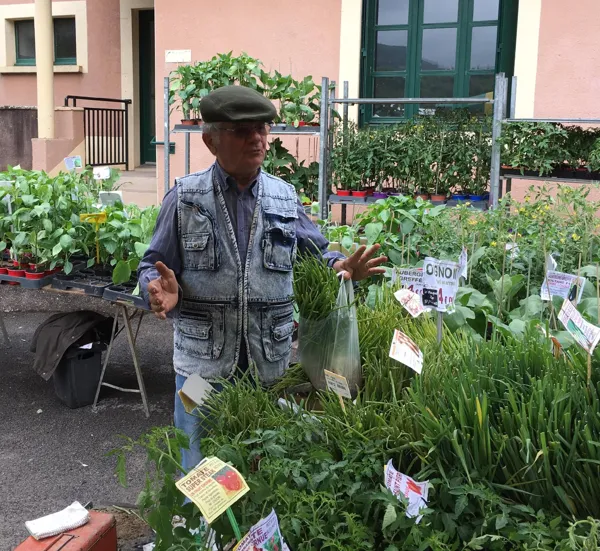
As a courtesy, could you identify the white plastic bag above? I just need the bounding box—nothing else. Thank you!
[299,278,362,396]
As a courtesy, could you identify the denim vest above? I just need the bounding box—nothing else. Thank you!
[173,165,298,384]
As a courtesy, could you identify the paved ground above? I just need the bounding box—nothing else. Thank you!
[0,285,175,549]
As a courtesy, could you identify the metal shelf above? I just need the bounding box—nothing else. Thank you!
[171,124,321,135]
[501,169,600,184]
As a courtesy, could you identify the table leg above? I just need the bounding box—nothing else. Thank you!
[92,307,119,412]
[121,305,150,418]
[0,312,11,347]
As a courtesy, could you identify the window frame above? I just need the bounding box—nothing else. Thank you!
[14,16,77,67]
[361,0,516,124]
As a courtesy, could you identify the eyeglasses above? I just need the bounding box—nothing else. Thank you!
[216,123,272,138]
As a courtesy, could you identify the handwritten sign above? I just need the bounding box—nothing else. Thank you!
[324,369,351,399]
[541,271,585,305]
[422,257,459,312]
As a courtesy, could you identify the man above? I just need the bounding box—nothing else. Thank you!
[138,86,386,472]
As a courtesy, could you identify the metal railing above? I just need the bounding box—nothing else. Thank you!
[64,95,132,170]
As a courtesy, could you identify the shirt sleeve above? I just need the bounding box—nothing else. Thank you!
[137,185,182,317]
[295,200,345,268]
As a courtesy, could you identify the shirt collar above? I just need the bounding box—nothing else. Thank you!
[214,162,260,197]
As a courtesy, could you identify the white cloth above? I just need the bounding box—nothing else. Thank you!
[25,501,90,540]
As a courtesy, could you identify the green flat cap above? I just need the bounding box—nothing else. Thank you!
[200,85,276,123]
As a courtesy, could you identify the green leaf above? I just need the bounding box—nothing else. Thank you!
[134,242,150,258]
[64,260,73,275]
[364,222,383,245]
[382,503,397,530]
[52,243,62,256]
[59,234,73,251]
[113,259,132,284]
[87,258,95,268]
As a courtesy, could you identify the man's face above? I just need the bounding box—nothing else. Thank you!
[203,122,270,178]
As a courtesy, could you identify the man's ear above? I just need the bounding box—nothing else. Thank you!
[202,132,218,155]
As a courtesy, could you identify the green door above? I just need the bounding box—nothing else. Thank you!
[139,10,156,164]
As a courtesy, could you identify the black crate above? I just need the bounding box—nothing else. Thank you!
[102,282,149,310]
[52,344,105,409]
[52,269,113,296]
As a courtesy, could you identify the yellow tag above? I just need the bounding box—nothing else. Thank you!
[176,457,249,524]
[79,212,107,224]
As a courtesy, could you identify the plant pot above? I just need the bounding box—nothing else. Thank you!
[181,119,195,126]
[191,119,202,126]
[29,263,47,273]
[373,192,389,199]
[7,268,25,284]
[336,190,351,196]
[25,271,45,280]
[468,195,485,202]
[352,190,368,197]
[298,121,307,127]
[414,193,429,200]
[452,194,467,201]
[0,266,7,275]
[430,194,447,202]
[366,188,375,196]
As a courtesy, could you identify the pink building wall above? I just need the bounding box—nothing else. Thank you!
[154,0,341,201]
[508,0,600,203]
[0,0,122,107]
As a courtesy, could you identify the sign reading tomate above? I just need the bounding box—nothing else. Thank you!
[421,257,460,312]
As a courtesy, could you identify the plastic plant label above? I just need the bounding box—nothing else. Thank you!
[546,253,558,271]
[398,268,423,295]
[80,212,107,225]
[422,257,460,312]
[233,509,290,551]
[384,459,429,523]
[389,329,423,374]
[178,374,214,413]
[64,156,82,171]
[93,166,111,180]
[541,271,585,305]
[324,369,352,399]
[458,247,468,280]
[505,242,519,259]
[176,457,249,524]
[99,191,124,206]
[394,288,424,318]
[558,299,600,355]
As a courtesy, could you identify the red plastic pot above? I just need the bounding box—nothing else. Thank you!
[180,119,195,126]
[25,271,45,280]
[0,266,7,275]
[352,190,368,197]
[336,190,351,196]
[298,121,307,127]
[7,268,25,284]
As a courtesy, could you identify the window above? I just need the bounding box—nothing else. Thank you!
[361,0,517,122]
[14,17,76,66]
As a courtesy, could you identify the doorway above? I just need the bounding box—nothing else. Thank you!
[139,10,155,164]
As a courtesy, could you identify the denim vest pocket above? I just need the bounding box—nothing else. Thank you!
[183,232,216,270]
[262,217,297,272]
[261,302,294,361]
[176,305,225,360]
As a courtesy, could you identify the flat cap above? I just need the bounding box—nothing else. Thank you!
[200,85,277,123]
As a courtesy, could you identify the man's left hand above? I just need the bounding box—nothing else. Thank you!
[333,244,388,281]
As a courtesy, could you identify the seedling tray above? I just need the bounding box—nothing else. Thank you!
[52,269,113,296]
[102,282,149,310]
[0,272,56,289]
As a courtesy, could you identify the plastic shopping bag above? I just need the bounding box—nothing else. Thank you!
[299,277,362,396]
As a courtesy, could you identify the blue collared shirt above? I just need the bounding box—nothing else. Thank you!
[138,163,344,308]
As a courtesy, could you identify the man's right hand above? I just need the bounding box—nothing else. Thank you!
[147,261,179,320]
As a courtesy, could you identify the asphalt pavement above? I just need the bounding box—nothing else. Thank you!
[0,285,175,549]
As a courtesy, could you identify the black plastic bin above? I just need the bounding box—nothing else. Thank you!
[52,343,105,408]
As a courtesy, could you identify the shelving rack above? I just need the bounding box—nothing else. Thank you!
[161,72,599,222]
